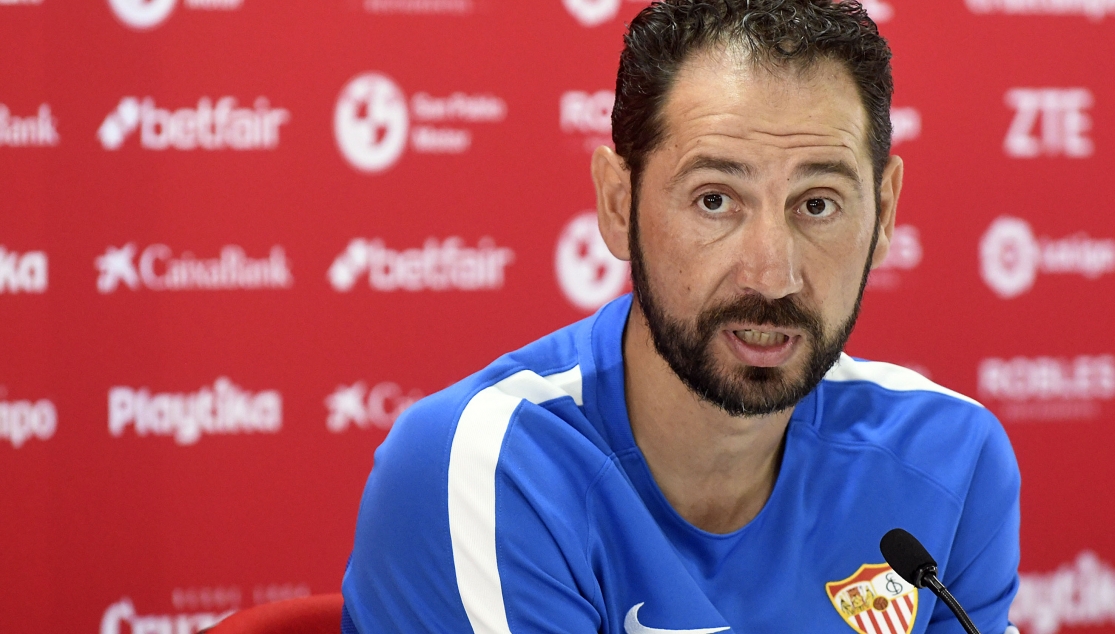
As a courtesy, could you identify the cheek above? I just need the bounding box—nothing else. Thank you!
[805,224,874,310]
[638,207,721,307]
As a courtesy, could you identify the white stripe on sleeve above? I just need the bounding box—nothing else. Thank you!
[825,353,983,407]
[447,367,584,634]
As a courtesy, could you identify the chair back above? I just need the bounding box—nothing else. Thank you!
[201,594,344,634]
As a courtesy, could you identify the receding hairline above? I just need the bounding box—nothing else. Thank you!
[652,44,876,173]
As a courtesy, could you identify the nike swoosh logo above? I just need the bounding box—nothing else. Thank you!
[624,603,730,634]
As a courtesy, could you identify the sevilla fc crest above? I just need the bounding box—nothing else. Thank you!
[826,563,919,634]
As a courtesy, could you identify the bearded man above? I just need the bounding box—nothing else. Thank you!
[341,1,1021,632]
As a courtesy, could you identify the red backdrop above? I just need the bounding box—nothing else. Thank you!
[1,1,1113,633]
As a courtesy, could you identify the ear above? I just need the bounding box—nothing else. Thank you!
[591,145,633,261]
[870,155,904,269]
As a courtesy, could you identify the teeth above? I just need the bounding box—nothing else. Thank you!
[735,329,788,347]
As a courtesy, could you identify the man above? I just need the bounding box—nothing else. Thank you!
[341,1,1021,632]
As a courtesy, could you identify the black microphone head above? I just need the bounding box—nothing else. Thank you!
[880,528,938,588]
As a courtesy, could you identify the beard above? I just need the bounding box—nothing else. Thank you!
[628,200,877,418]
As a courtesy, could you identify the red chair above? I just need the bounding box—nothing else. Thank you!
[201,594,345,634]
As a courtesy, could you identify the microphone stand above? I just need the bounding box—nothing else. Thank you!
[922,573,981,634]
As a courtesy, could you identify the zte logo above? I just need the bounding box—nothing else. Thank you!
[0,247,48,294]
[1005,88,1094,158]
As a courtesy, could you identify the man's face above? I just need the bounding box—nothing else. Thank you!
[627,50,892,417]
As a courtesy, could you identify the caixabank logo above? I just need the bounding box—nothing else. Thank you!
[326,381,423,433]
[980,216,1114,298]
[333,72,507,173]
[98,96,289,151]
[0,103,59,147]
[96,243,292,293]
[107,0,242,31]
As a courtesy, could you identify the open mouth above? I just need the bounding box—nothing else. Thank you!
[724,327,800,368]
[733,329,789,347]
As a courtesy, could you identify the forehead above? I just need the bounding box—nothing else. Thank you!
[657,48,871,172]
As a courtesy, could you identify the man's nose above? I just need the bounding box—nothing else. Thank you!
[731,207,803,299]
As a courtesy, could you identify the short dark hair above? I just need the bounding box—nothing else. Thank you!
[613,0,894,199]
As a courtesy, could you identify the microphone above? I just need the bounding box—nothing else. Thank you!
[880,528,982,634]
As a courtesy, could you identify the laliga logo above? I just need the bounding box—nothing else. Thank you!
[980,216,1115,299]
[555,212,629,312]
[563,0,621,27]
[108,0,176,30]
[980,217,1041,298]
[334,73,409,173]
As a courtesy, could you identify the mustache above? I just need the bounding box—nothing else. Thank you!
[695,293,823,339]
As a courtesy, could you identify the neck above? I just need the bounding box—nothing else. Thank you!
[623,298,793,534]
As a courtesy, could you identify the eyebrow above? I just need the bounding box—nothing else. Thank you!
[669,155,863,192]
[669,155,755,187]
[793,161,863,191]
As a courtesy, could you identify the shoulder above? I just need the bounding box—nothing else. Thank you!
[813,354,1016,501]
[373,315,605,488]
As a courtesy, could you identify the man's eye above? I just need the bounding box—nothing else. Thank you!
[802,198,838,218]
[698,193,729,213]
